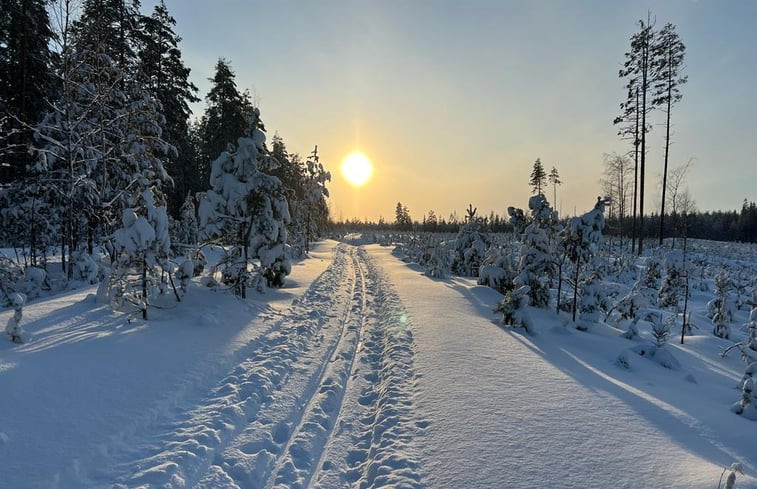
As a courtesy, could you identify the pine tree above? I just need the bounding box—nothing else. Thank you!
[652,22,686,245]
[529,157,547,195]
[138,0,199,215]
[618,14,655,254]
[0,0,57,183]
[548,166,561,211]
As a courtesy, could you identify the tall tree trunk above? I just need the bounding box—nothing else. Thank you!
[659,74,673,246]
[638,37,648,256]
[632,88,639,255]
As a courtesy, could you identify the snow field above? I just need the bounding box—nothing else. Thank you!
[371,243,756,489]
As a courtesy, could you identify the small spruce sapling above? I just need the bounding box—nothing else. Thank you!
[494,285,531,331]
[731,377,757,420]
[514,194,557,309]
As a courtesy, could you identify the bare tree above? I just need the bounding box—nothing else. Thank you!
[601,153,633,249]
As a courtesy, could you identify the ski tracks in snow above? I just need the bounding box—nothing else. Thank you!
[112,244,425,489]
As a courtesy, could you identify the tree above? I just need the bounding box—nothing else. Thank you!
[394,202,411,230]
[515,194,557,308]
[198,58,254,188]
[138,0,200,215]
[601,153,633,247]
[652,22,687,245]
[199,109,291,297]
[301,145,331,252]
[529,157,547,195]
[561,197,610,324]
[548,166,561,211]
[0,0,57,183]
[618,14,655,254]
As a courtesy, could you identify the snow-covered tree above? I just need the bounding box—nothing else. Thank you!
[732,376,757,420]
[109,190,171,319]
[658,250,685,310]
[709,270,733,339]
[494,285,531,330]
[515,194,556,308]
[199,109,291,297]
[301,145,331,253]
[1,256,26,343]
[451,205,488,277]
[560,197,610,324]
[177,194,198,248]
[3,292,25,344]
[478,244,517,294]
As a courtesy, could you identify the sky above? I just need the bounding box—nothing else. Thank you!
[142,0,756,222]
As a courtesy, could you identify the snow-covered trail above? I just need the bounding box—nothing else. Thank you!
[108,244,424,489]
[370,244,747,489]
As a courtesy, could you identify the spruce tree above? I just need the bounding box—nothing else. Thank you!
[199,109,291,297]
[198,58,254,189]
[138,0,199,215]
[0,0,57,182]
[529,158,547,195]
[652,22,686,245]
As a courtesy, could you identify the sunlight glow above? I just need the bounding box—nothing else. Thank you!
[341,152,373,187]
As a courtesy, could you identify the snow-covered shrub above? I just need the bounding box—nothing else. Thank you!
[477,244,516,293]
[199,109,291,296]
[514,195,556,309]
[494,285,531,330]
[425,241,451,279]
[658,250,685,311]
[719,463,744,489]
[748,308,757,352]
[70,251,99,284]
[713,303,732,340]
[642,255,662,291]
[174,258,194,297]
[731,377,757,420]
[578,269,609,326]
[4,292,26,344]
[451,205,489,277]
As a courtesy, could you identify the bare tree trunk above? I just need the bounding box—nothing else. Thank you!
[659,78,673,246]
[572,257,580,323]
[632,88,639,254]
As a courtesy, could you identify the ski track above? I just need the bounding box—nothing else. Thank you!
[108,244,425,489]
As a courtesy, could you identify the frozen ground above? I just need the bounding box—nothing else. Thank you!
[1,240,755,489]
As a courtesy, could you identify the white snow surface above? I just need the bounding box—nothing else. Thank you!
[0,240,755,489]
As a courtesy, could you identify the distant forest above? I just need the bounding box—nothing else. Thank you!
[331,199,757,244]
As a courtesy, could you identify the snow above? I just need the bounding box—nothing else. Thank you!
[1,239,755,489]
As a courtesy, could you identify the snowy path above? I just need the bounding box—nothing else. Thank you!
[109,244,424,489]
[372,244,751,489]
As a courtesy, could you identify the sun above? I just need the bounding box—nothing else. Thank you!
[341,152,373,187]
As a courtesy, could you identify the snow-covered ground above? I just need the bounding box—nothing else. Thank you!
[1,240,755,489]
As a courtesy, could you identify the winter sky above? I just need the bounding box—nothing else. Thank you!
[142,0,756,222]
